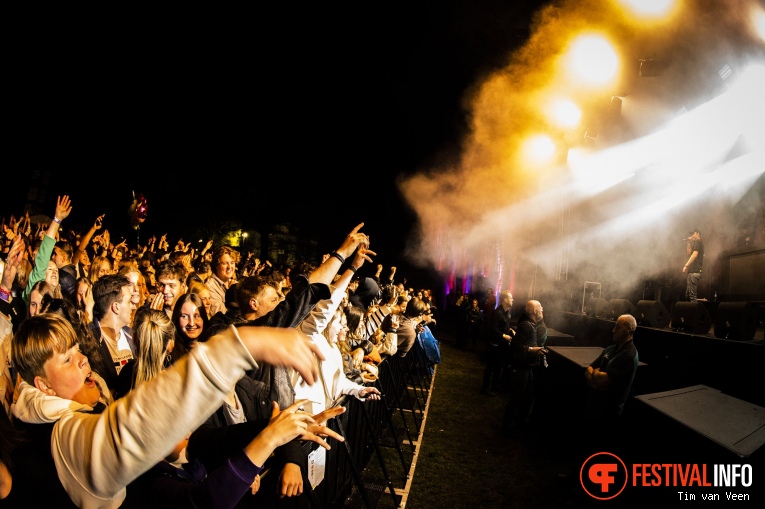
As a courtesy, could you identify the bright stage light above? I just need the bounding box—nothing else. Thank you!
[753,8,765,41]
[565,34,620,87]
[547,98,582,129]
[618,0,675,18]
[522,134,557,166]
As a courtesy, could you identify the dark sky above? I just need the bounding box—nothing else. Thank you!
[12,2,546,285]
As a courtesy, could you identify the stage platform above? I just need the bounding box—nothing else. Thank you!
[544,309,765,407]
[635,385,765,458]
[535,310,765,466]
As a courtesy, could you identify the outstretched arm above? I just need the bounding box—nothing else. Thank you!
[47,325,325,506]
[22,196,72,303]
[309,223,370,285]
[72,214,104,269]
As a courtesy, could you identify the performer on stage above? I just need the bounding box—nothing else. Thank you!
[682,228,704,302]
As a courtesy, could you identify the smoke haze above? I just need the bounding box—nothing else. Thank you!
[399,0,765,303]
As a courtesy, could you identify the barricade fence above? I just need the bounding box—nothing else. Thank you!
[264,337,435,509]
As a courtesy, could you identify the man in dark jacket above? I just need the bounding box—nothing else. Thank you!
[481,290,515,395]
[502,300,547,434]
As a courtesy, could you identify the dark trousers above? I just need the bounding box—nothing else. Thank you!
[482,343,507,391]
[503,367,535,429]
[468,322,482,348]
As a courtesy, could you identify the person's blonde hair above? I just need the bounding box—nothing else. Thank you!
[89,255,112,282]
[133,307,175,388]
[29,280,58,302]
[12,314,78,384]
[188,280,209,297]
[322,307,345,345]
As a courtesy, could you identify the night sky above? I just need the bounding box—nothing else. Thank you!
[11,2,547,286]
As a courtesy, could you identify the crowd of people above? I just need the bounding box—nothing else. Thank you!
[0,196,441,508]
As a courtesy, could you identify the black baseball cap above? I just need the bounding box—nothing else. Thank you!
[689,228,701,235]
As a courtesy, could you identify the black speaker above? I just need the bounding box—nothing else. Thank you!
[586,297,609,318]
[671,302,712,334]
[635,300,670,328]
[608,299,636,320]
[713,301,757,341]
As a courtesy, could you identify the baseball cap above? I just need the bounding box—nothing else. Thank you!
[689,228,701,235]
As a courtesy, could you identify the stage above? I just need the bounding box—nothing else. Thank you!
[536,307,765,462]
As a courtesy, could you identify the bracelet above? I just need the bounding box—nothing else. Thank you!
[53,217,62,224]
[329,251,345,264]
[348,265,357,274]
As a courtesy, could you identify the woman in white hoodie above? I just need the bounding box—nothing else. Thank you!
[294,245,381,416]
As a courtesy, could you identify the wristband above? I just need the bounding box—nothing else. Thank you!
[0,288,10,302]
[348,265,357,274]
[53,217,62,224]
[329,251,345,264]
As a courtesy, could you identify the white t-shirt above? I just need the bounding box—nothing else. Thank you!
[100,326,134,375]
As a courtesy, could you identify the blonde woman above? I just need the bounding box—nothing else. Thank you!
[89,255,113,283]
[188,280,213,320]
[295,245,381,415]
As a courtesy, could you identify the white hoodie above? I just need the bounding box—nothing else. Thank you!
[12,373,112,424]
[295,284,367,415]
[12,325,257,509]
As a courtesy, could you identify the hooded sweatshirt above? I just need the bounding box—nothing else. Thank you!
[12,325,258,509]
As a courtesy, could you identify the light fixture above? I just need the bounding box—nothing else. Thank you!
[639,59,661,77]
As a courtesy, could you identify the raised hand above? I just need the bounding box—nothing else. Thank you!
[149,292,164,311]
[1,236,26,290]
[352,243,376,270]
[335,223,370,259]
[54,195,73,222]
[4,235,25,268]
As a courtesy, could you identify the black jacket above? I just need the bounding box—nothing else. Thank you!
[509,311,540,369]
[88,320,136,397]
[186,373,308,500]
[58,263,78,303]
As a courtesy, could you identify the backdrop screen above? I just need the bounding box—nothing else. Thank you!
[726,249,765,300]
